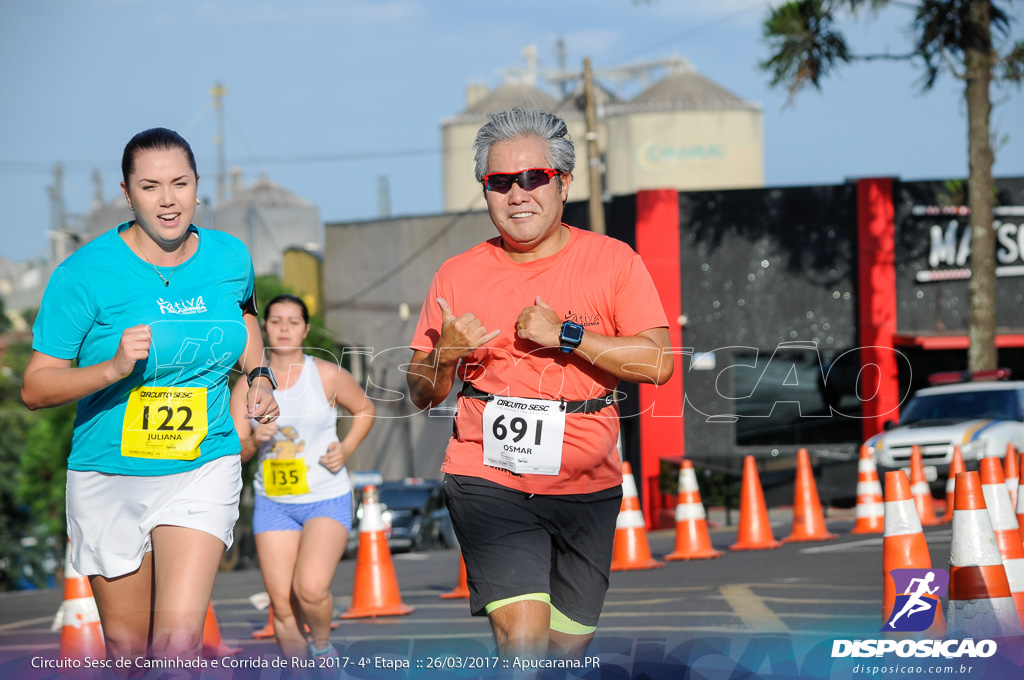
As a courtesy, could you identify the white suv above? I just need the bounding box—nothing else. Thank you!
[865,377,1024,494]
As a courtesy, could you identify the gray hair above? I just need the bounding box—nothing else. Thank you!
[472,108,576,183]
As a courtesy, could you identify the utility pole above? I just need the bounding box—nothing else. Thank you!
[556,38,568,97]
[583,58,605,235]
[91,169,103,210]
[378,176,391,218]
[211,82,228,203]
[47,164,66,262]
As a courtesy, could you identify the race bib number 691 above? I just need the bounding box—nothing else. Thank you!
[481,396,566,476]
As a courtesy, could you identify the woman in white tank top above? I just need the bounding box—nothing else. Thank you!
[230,294,374,666]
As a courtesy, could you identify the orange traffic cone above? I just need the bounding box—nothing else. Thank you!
[909,446,940,526]
[341,486,415,618]
[202,602,240,657]
[783,448,837,543]
[440,553,470,599]
[58,543,105,662]
[881,471,945,638]
[251,599,340,638]
[851,446,885,534]
[251,605,275,639]
[664,460,722,561]
[947,471,1023,638]
[980,458,1024,629]
[1006,443,1020,509]
[1017,453,1024,532]
[940,446,965,524]
[730,456,782,551]
[610,462,663,571]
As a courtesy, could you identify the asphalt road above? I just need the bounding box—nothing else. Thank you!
[0,509,975,679]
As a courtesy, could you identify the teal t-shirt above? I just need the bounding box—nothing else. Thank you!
[32,222,255,476]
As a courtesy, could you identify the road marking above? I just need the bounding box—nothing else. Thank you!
[0,643,58,651]
[719,584,789,633]
[758,596,875,605]
[799,537,883,553]
[608,586,716,591]
[0,616,53,632]
[604,597,695,606]
[740,583,876,591]
[600,610,739,619]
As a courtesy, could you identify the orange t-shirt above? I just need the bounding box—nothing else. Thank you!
[409,225,669,495]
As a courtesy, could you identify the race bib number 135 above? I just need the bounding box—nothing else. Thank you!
[263,459,310,496]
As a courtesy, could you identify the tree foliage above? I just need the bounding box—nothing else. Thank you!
[0,406,35,591]
[17,403,75,539]
[0,298,11,335]
[763,0,1022,94]
[761,0,1024,371]
[762,0,852,97]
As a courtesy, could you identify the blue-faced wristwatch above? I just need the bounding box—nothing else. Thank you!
[559,321,585,353]
[247,366,278,389]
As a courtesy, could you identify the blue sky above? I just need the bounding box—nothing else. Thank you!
[1,0,1022,263]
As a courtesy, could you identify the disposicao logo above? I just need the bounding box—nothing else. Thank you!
[883,568,949,632]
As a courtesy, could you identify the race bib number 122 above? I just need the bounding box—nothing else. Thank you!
[121,385,208,460]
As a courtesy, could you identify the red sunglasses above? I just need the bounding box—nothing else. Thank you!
[483,167,561,193]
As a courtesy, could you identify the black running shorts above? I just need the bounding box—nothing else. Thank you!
[443,473,623,626]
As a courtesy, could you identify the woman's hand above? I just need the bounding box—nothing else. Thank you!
[246,382,279,424]
[252,421,279,444]
[109,325,152,381]
[319,441,352,473]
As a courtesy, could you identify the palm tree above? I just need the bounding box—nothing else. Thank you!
[761,0,1024,370]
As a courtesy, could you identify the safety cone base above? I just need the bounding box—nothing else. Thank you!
[251,624,275,639]
[340,603,415,619]
[782,530,838,543]
[610,557,663,571]
[440,586,470,599]
[203,642,241,658]
[664,548,722,561]
[730,539,782,551]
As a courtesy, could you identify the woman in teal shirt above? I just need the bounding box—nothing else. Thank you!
[22,128,279,668]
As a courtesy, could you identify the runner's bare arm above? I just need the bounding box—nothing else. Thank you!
[22,324,153,410]
[238,312,279,423]
[229,376,278,462]
[574,328,673,385]
[317,358,375,472]
[406,297,500,409]
[516,297,673,385]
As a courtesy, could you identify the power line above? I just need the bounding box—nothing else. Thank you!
[611,1,769,64]
[0,147,443,176]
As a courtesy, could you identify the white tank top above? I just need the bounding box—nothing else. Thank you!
[253,354,352,503]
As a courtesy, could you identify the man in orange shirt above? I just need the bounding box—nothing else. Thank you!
[407,107,673,660]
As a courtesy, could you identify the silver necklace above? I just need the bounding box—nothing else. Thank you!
[133,226,189,287]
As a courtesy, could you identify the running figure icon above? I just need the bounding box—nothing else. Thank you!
[889,572,939,628]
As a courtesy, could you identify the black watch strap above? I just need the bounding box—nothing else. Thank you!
[247,366,277,389]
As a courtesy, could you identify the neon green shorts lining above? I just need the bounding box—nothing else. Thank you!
[484,593,597,635]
